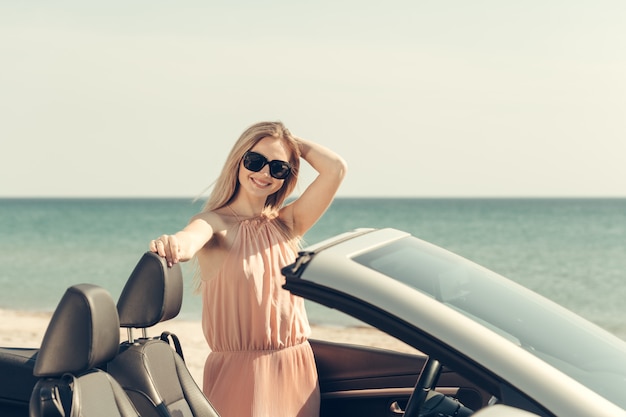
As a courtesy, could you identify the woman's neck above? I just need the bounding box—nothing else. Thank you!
[228,197,266,219]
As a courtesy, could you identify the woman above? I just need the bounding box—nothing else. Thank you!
[150,121,347,417]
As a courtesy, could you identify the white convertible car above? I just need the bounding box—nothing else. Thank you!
[1,227,625,417]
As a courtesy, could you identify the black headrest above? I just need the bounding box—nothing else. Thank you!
[117,252,183,328]
[34,284,120,377]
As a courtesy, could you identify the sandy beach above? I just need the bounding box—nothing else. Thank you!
[0,309,417,386]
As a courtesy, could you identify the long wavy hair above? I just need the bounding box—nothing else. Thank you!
[203,121,301,215]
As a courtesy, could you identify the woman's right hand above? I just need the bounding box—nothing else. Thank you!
[149,217,215,267]
[150,235,180,267]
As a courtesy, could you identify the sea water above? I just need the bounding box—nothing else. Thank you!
[1,198,625,339]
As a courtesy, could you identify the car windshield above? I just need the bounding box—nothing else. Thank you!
[353,236,626,408]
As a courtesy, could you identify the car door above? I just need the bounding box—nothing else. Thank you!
[0,347,38,417]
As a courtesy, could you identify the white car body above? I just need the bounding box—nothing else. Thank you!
[284,228,626,417]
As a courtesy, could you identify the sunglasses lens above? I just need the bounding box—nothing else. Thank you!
[269,162,291,179]
[243,151,291,179]
[243,152,266,172]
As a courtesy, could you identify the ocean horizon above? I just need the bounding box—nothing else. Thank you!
[1,197,625,339]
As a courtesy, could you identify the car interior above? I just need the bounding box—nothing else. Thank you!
[0,251,546,417]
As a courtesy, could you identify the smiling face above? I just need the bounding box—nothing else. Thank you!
[238,136,292,201]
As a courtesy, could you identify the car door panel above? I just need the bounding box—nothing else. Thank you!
[0,347,38,417]
[311,339,489,417]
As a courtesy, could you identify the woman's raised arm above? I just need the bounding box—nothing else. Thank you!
[283,137,347,237]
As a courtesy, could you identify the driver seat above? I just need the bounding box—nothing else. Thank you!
[107,251,220,417]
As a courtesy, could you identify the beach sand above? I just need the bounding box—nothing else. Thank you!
[0,309,417,386]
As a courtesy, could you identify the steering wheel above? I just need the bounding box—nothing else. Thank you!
[403,357,442,417]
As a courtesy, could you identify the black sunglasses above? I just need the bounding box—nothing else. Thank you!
[242,151,292,180]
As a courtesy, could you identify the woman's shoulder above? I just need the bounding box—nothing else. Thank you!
[190,208,234,232]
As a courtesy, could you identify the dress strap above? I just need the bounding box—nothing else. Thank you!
[227,205,242,221]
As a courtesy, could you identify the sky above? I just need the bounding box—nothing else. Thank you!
[1,1,625,198]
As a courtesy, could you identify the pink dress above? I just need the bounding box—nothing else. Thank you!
[200,215,320,417]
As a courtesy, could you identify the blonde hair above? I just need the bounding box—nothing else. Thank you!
[202,121,301,214]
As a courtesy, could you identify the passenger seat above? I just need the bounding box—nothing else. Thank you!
[29,284,140,417]
[107,252,220,417]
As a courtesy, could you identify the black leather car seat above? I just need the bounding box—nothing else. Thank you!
[107,252,220,417]
[29,284,139,417]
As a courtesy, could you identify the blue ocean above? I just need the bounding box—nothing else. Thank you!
[1,198,625,339]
